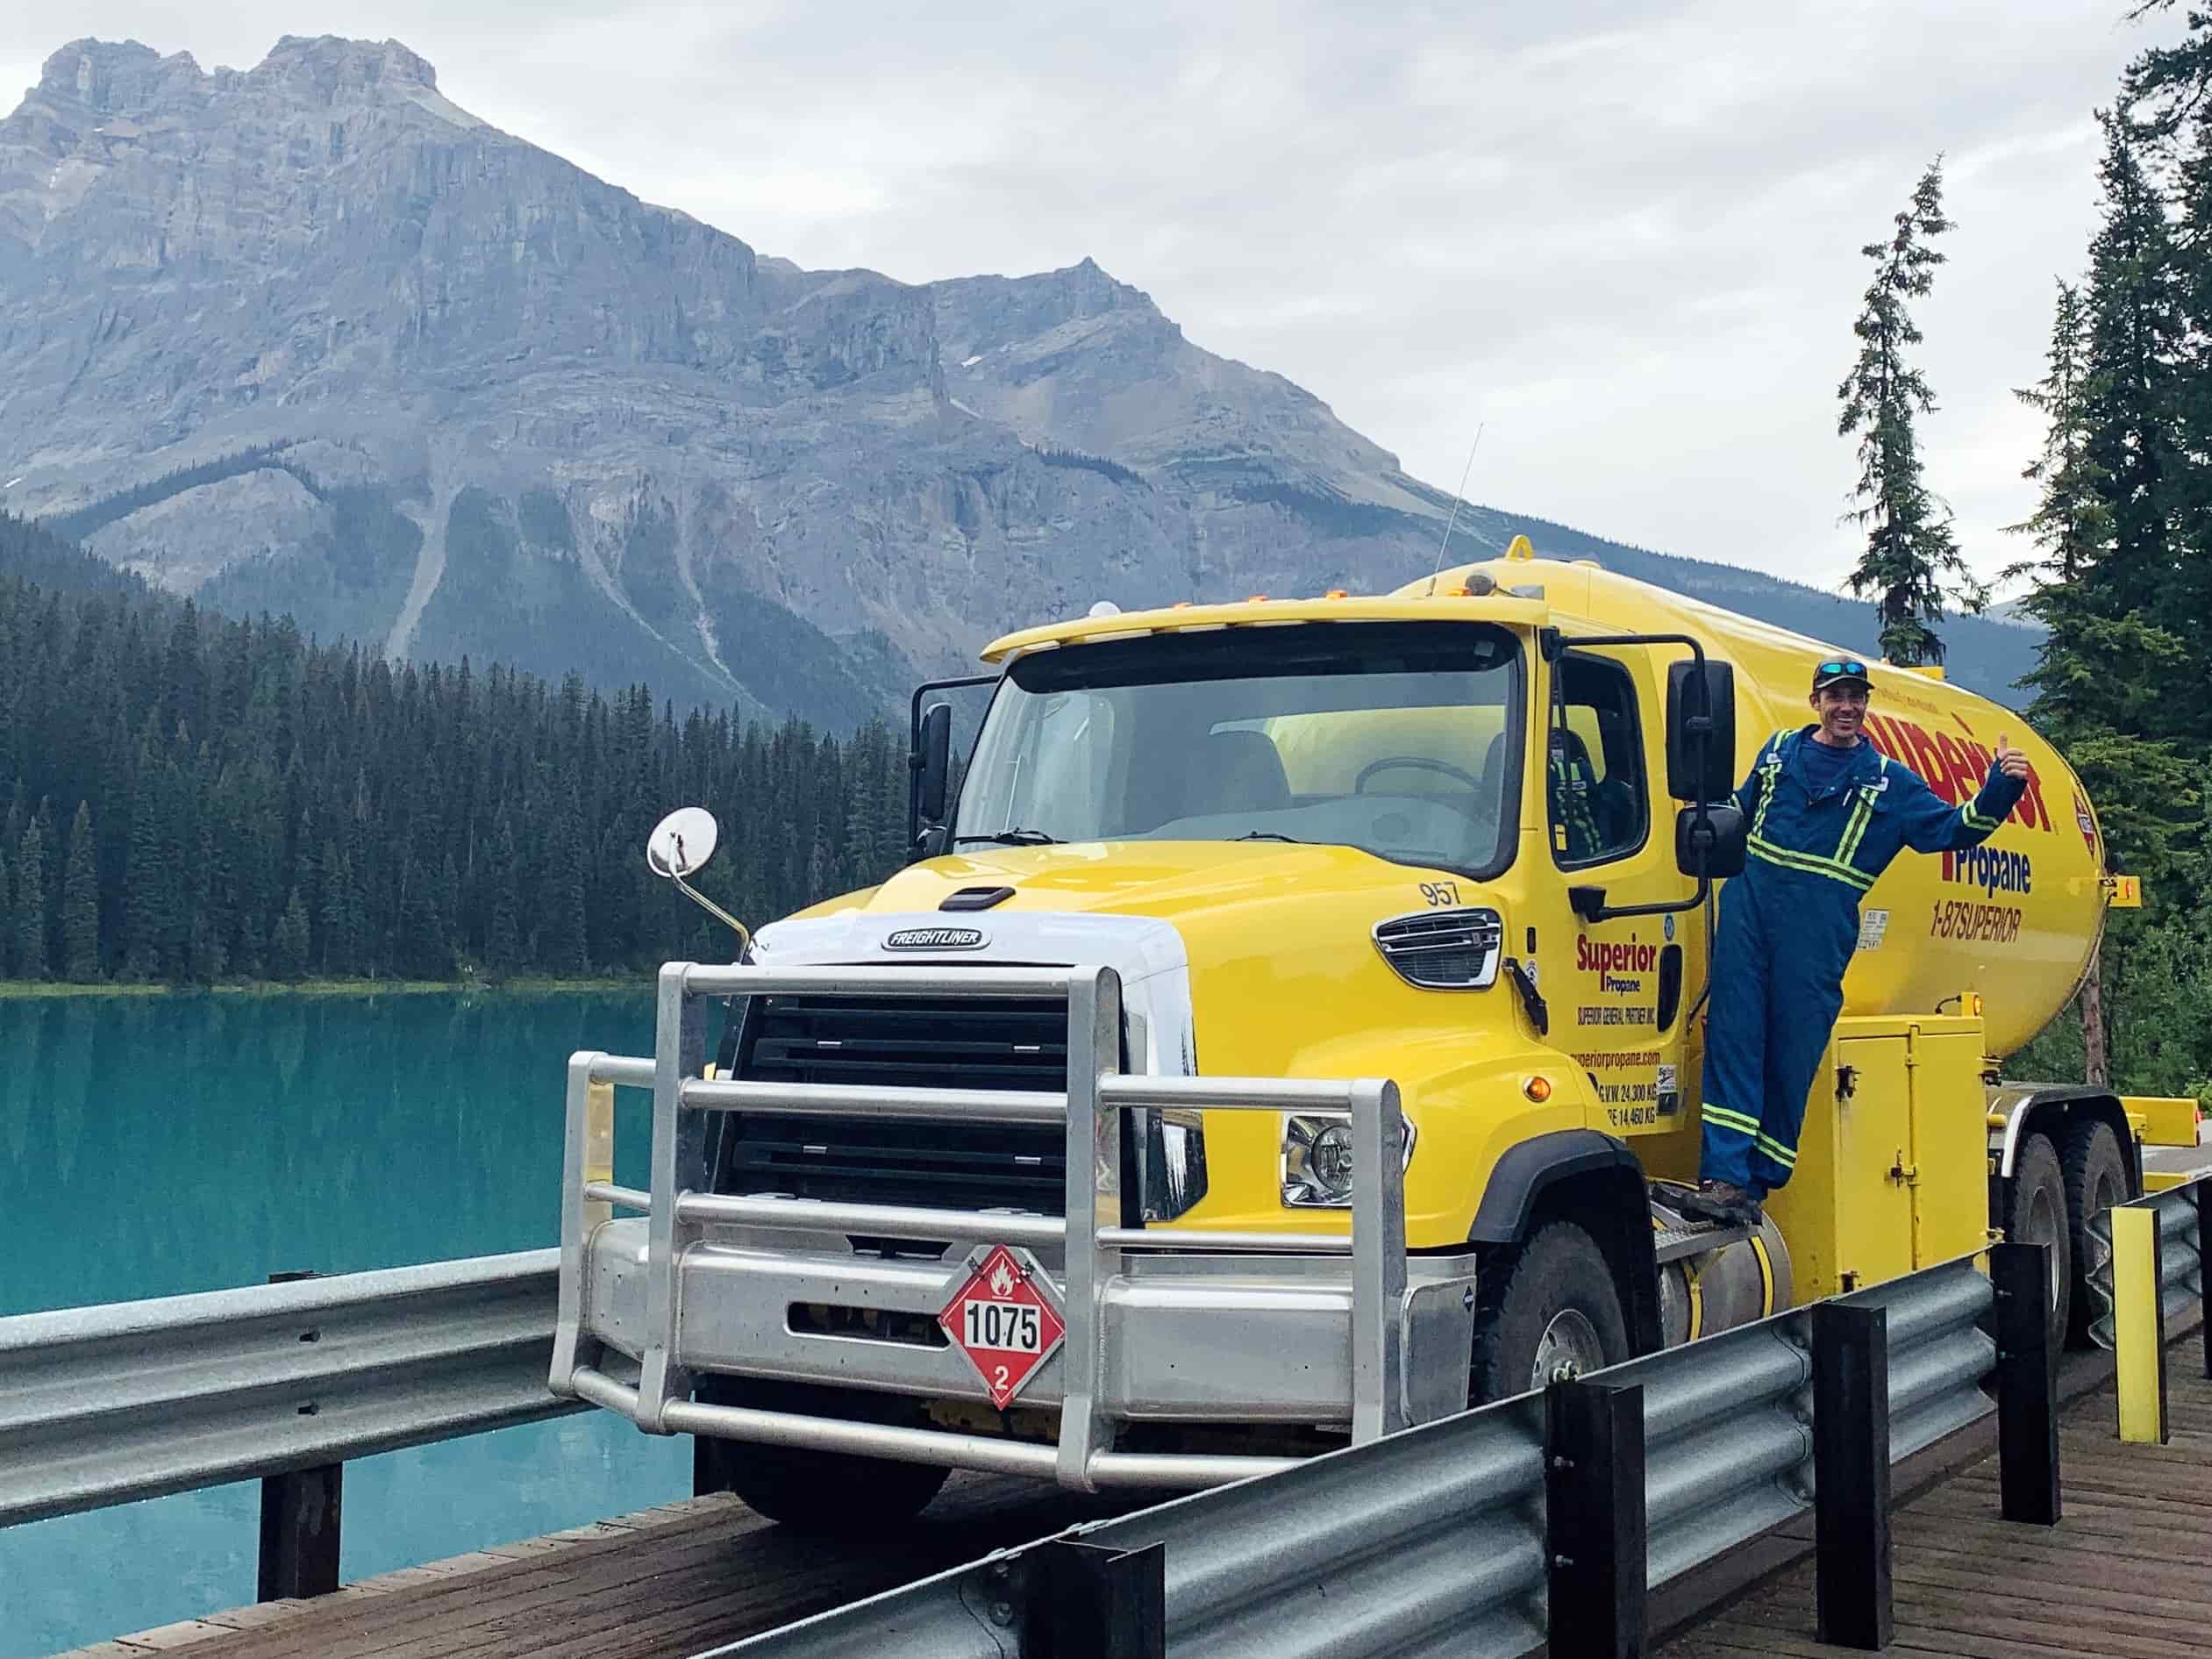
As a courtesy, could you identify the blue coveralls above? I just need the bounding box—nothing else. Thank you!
[1700,727,2027,1198]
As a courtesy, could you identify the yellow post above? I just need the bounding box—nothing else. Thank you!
[582,1079,615,1234]
[2111,1205,2169,1445]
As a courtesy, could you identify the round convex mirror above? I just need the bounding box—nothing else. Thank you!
[645,805,720,879]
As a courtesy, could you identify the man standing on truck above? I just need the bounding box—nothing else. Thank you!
[1681,658,2032,1226]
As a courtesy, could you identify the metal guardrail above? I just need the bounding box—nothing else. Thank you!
[0,1250,575,1529]
[2086,1172,2209,1443]
[2086,1175,2206,1350]
[709,1255,1996,1659]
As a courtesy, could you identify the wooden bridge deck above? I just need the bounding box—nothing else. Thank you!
[1661,1351,2212,1659]
[71,1341,2210,1659]
[64,1476,1147,1659]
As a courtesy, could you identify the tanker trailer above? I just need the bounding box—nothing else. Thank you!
[552,539,2179,1524]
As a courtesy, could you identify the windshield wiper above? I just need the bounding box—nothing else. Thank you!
[1231,830,1302,842]
[953,828,1063,846]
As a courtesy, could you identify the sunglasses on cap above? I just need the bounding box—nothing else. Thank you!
[1812,658,1873,693]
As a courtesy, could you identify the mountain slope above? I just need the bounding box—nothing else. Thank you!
[0,36,2037,712]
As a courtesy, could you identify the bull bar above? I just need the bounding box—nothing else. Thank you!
[550,962,1416,1491]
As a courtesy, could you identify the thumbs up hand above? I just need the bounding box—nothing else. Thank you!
[1994,734,2030,779]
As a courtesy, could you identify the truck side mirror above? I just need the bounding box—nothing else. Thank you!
[1666,659,1737,802]
[915,702,953,825]
[1676,803,1747,879]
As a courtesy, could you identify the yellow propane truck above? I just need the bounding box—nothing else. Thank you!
[550,540,2192,1527]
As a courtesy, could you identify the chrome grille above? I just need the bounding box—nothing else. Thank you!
[1372,907,1504,990]
[718,993,1068,1213]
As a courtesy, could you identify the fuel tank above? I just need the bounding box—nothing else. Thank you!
[1422,556,2106,1057]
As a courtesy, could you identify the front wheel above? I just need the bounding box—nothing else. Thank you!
[1470,1219,1632,1405]
[693,1377,952,1531]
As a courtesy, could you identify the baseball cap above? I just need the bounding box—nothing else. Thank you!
[1812,657,1872,693]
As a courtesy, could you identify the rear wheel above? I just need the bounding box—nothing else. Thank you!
[692,1377,952,1531]
[1470,1220,1632,1405]
[2060,1117,2130,1348]
[2002,1132,2071,1353]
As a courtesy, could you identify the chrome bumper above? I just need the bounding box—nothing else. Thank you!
[575,1215,1477,1427]
[550,961,1440,1492]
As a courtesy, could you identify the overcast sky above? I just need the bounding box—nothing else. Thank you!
[3,3,2183,597]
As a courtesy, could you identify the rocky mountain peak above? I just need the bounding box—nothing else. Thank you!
[253,34,441,99]
[36,39,203,115]
[0,31,2041,725]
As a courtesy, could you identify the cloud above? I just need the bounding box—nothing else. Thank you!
[21,0,2187,598]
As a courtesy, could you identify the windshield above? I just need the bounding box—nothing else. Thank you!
[953,621,1524,878]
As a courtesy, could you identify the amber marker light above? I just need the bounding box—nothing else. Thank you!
[1523,1076,1552,1103]
[1324,589,1348,599]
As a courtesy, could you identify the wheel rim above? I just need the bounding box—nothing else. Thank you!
[2024,1184,2063,1312]
[1531,1308,1607,1389]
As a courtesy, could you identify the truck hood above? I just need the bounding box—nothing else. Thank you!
[782,840,1466,936]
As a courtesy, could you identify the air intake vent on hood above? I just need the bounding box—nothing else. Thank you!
[1373,906,1505,990]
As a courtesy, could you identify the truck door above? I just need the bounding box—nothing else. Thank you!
[1542,647,1695,1145]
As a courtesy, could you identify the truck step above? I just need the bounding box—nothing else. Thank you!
[1652,1220,1753,1264]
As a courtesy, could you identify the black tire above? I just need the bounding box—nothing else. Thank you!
[2002,1132,2072,1354]
[692,1377,952,1531]
[2060,1116,2130,1348]
[1470,1219,1632,1405]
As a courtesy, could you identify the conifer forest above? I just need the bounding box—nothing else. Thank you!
[0,513,912,985]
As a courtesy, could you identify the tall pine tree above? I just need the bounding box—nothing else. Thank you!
[2007,277,2194,1083]
[13,817,47,980]
[1837,156,1986,665]
[61,801,98,982]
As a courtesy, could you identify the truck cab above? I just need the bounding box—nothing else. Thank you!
[550,548,2154,1528]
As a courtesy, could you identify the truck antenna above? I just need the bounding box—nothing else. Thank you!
[1426,423,1486,596]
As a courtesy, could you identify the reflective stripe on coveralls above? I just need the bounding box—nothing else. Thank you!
[1700,729,2028,1198]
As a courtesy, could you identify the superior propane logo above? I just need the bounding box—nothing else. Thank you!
[1576,933,1659,994]
[1574,933,1661,1027]
[882,926,988,950]
[1941,846,2033,896]
[1862,712,2054,834]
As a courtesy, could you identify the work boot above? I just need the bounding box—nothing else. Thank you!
[1679,1179,1761,1228]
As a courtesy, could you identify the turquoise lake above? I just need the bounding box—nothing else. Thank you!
[0,990,691,1656]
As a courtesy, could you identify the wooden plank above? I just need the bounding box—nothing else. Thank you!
[1663,1349,2212,1659]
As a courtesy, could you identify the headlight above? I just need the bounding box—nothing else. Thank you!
[1281,1112,1416,1209]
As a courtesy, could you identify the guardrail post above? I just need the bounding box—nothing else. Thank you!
[1020,1539,1166,1659]
[2112,1203,2169,1445]
[1990,1241,2061,1526]
[1812,1303,1891,1651]
[258,1269,341,1603]
[1545,1378,1645,1659]
[2196,1182,2210,1384]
